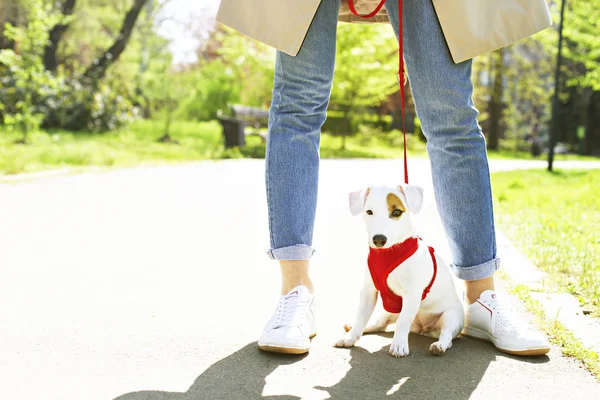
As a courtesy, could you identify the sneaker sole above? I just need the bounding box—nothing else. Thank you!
[258,333,317,355]
[461,327,550,356]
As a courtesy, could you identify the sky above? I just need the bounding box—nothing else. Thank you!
[157,0,221,64]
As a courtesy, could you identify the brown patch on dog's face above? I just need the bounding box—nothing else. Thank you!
[386,193,405,219]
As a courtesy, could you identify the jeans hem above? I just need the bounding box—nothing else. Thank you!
[267,245,315,261]
[451,258,500,281]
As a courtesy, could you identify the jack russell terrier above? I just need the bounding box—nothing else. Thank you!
[335,184,464,357]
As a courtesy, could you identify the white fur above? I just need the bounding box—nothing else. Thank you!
[336,185,465,357]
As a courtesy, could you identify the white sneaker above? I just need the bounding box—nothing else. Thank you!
[462,290,550,356]
[258,285,316,354]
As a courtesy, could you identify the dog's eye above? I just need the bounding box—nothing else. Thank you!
[391,209,403,218]
[366,210,373,215]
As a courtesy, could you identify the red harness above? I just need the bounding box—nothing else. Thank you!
[367,237,437,314]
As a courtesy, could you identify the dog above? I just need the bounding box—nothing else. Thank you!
[334,184,464,357]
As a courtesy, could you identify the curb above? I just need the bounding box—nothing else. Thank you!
[496,230,600,355]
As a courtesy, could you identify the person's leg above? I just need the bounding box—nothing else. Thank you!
[384,0,498,299]
[266,0,341,290]
[384,0,549,355]
[260,0,340,354]
[279,261,313,295]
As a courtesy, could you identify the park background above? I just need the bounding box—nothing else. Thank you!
[1,0,599,377]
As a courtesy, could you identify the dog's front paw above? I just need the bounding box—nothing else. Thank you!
[429,340,451,356]
[334,332,359,348]
[429,341,446,356]
[389,340,410,357]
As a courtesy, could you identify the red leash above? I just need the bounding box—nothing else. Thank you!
[347,0,408,184]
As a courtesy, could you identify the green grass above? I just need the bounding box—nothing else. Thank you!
[0,120,428,175]
[487,149,595,161]
[0,119,597,176]
[491,169,600,316]
[500,275,600,378]
[0,120,224,175]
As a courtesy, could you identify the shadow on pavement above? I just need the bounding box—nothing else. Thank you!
[316,333,549,399]
[114,343,305,400]
[115,335,549,400]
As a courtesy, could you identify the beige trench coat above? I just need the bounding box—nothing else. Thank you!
[217,0,552,63]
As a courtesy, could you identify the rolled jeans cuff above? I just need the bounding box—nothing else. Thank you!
[266,244,315,261]
[451,258,500,281]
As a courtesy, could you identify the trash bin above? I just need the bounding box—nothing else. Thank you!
[219,118,246,148]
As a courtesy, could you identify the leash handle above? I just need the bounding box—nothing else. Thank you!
[347,0,408,184]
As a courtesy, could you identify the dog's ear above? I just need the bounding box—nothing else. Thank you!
[399,184,424,214]
[349,188,369,216]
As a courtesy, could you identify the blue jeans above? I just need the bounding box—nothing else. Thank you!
[265,0,500,281]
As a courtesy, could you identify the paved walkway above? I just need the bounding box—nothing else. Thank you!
[0,159,598,400]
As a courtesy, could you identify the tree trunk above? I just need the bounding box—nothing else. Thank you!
[341,105,353,151]
[583,91,598,156]
[341,115,348,151]
[83,0,148,82]
[43,0,77,72]
[487,49,503,151]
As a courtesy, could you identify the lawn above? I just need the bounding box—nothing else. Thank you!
[0,120,223,175]
[0,120,427,175]
[491,169,600,315]
[0,119,595,175]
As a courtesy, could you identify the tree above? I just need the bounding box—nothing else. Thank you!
[561,0,600,155]
[487,49,504,151]
[83,0,149,82]
[43,0,76,72]
[562,0,600,91]
[0,0,168,131]
[330,23,399,149]
[169,25,274,123]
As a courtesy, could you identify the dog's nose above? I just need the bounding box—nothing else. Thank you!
[372,234,387,248]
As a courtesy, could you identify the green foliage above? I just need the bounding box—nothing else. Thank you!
[562,0,600,90]
[0,0,65,140]
[471,1,600,152]
[216,26,275,108]
[173,26,275,122]
[330,23,398,135]
[176,60,241,121]
[332,23,398,108]
[0,0,169,133]
[322,111,392,134]
[43,76,139,131]
[473,40,554,149]
[0,120,223,174]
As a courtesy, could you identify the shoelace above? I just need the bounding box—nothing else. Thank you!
[272,295,310,329]
[484,299,531,334]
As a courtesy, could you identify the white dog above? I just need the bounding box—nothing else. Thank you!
[335,184,464,357]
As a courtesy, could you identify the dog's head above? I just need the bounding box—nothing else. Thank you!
[348,185,424,249]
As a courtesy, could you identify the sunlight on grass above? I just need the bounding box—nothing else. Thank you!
[0,120,598,175]
[0,120,223,175]
[491,169,600,315]
[501,279,600,377]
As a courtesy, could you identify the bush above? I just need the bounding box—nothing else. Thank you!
[0,1,139,134]
[354,125,426,152]
[176,60,241,122]
[0,1,64,141]
[322,112,392,134]
[43,76,139,132]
